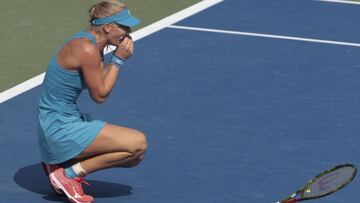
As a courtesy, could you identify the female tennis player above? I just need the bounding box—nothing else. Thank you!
[37,1,147,202]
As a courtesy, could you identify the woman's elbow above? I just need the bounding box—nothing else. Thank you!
[91,95,107,104]
[95,97,106,104]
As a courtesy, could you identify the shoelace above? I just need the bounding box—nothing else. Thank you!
[71,177,91,195]
[74,177,91,186]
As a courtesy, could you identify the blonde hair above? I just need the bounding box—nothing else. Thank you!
[89,0,127,30]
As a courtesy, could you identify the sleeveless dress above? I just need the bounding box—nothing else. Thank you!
[37,31,106,164]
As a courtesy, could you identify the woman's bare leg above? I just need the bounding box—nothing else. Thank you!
[64,123,148,174]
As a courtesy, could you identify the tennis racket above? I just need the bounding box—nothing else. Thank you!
[277,164,357,203]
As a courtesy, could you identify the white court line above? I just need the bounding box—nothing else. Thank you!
[0,0,223,104]
[168,25,360,47]
[316,0,360,5]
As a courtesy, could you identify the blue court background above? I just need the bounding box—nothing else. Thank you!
[1,0,360,202]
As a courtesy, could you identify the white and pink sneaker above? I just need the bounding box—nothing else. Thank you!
[49,168,93,203]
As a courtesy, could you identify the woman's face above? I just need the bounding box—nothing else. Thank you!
[107,24,131,45]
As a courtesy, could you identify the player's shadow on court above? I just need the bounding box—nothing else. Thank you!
[14,163,132,202]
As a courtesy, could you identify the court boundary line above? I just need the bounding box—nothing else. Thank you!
[168,25,360,47]
[0,0,223,104]
[316,0,360,5]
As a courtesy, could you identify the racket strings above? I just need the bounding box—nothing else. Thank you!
[303,166,355,198]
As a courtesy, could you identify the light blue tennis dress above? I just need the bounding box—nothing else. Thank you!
[37,31,106,164]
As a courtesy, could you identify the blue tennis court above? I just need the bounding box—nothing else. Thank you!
[1,0,360,202]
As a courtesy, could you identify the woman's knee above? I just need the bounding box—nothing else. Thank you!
[110,128,147,155]
[130,130,148,155]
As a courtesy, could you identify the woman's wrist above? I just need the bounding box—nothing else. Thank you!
[110,54,125,69]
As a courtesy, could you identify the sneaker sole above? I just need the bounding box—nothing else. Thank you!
[49,173,93,203]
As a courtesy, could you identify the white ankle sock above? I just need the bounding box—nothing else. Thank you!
[72,162,87,177]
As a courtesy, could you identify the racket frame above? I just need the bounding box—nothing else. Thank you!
[278,163,357,203]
